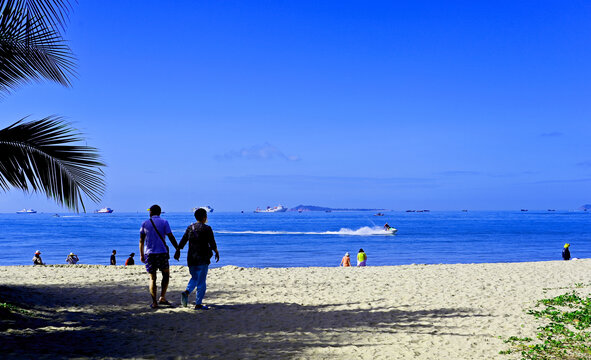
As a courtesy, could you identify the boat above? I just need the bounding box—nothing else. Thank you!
[192,206,214,213]
[520,209,528,212]
[16,209,37,214]
[461,210,468,212]
[254,205,288,213]
[547,209,556,212]
[96,207,114,214]
[405,210,415,212]
[374,212,385,216]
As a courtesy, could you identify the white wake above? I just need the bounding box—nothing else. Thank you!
[216,226,395,236]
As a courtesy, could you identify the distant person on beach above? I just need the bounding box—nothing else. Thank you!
[66,253,79,264]
[32,250,44,265]
[140,204,180,309]
[562,243,571,261]
[125,253,135,266]
[176,208,219,310]
[110,250,117,265]
[357,249,367,267]
[340,252,351,267]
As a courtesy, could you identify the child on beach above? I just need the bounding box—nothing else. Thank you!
[176,208,220,310]
[340,252,351,267]
[32,250,44,265]
[66,253,79,264]
[357,249,367,267]
[110,250,116,265]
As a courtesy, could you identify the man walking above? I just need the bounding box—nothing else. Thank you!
[140,204,179,309]
[175,208,219,310]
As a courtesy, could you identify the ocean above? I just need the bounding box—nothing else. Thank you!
[1,211,590,267]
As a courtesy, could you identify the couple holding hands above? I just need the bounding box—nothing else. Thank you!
[139,205,220,310]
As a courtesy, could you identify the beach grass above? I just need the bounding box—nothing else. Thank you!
[501,288,591,359]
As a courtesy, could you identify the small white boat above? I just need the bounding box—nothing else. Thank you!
[96,207,114,214]
[254,205,288,213]
[192,206,214,213]
[16,208,37,214]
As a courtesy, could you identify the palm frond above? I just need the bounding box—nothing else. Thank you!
[0,0,75,93]
[1,0,73,33]
[0,116,105,212]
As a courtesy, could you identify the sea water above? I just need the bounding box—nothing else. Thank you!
[1,211,590,267]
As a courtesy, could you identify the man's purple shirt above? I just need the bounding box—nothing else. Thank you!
[140,215,172,255]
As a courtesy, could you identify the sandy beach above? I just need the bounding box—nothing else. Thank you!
[1,260,590,359]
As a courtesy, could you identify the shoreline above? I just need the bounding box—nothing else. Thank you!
[2,260,591,359]
[0,257,584,268]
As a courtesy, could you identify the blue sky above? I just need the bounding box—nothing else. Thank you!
[2,0,591,212]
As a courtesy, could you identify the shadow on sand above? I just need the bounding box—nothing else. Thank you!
[0,283,491,359]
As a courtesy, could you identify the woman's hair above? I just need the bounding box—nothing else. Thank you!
[359,248,364,252]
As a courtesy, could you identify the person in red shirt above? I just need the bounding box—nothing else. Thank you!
[125,253,135,266]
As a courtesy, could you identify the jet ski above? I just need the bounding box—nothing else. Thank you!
[385,227,398,235]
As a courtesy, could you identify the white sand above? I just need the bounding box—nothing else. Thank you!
[1,260,590,359]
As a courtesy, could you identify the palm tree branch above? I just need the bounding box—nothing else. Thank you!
[1,0,73,33]
[0,4,75,92]
[0,116,105,211]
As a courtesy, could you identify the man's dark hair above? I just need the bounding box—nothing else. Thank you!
[149,204,161,215]
[194,208,207,221]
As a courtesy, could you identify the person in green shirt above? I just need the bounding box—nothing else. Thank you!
[357,248,367,266]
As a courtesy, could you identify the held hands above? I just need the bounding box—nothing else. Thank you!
[174,249,181,261]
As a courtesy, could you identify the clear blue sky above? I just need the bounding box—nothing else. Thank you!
[2,0,591,212]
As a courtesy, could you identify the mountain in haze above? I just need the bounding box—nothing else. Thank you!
[289,204,389,212]
[579,204,591,210]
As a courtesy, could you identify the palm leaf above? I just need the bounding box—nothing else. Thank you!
[2,0,73,33]
[0,116,105,212]
[0,0,75,93]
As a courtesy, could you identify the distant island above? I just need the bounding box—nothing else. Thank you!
[579,204,591,210]
[289,204,389,212]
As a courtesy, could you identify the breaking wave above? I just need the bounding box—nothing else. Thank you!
[216,226,395,236]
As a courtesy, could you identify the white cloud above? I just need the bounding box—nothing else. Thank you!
[216,143,301,162]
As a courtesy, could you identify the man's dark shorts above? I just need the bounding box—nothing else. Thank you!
[145,253,169,273]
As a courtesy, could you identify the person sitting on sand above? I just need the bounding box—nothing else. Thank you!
[357,248,367,267]
[125,253,135,266]
[176,208,220,310]
[32,250,44,265]
[340,252,351,267]
[562,243,571,261]
[66,252,79,264]
[140,205,180,309]
[110,250,117,265]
